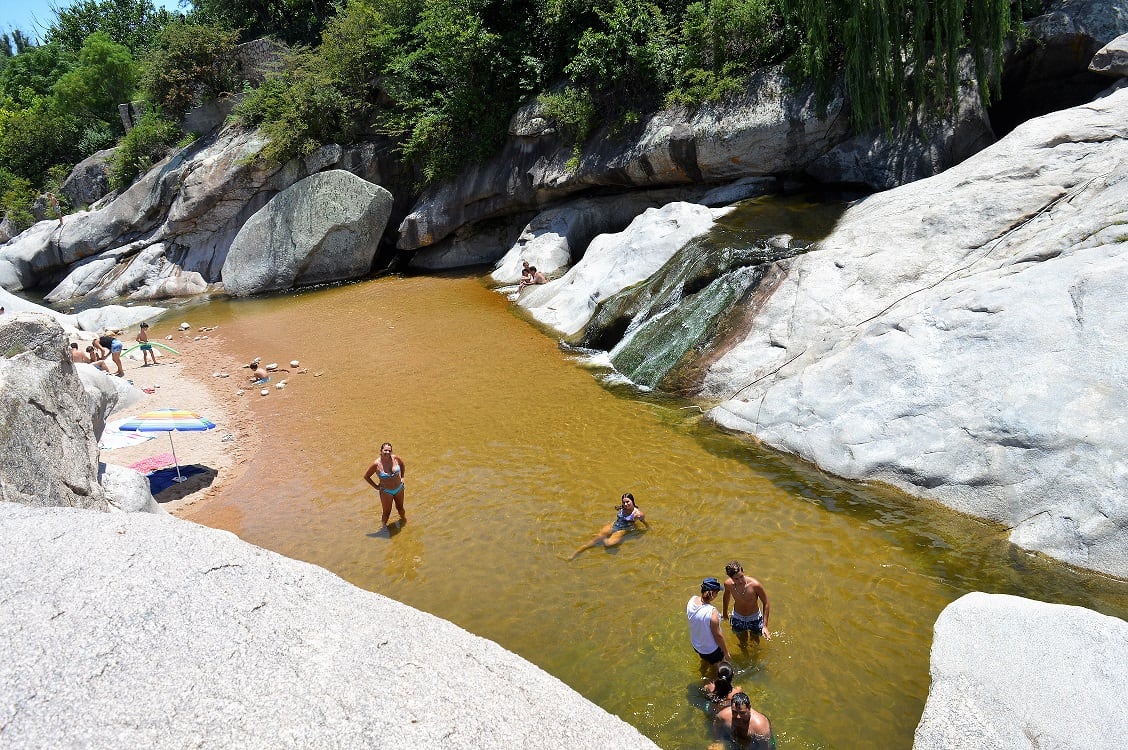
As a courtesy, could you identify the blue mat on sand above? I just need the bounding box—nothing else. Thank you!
[147,465,206,495]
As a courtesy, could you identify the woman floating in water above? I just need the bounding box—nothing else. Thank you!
[364,442,407,528]
[569,492,647,559]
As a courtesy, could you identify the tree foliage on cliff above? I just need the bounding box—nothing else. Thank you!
[233,0,1032,185]
[784,0,1023,129]
[141,22,240,118]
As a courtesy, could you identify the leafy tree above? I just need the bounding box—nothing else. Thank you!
[0,43,73,107]
[563,0,679,120]
[668,0,790,105]
[0,97,85,181]
[0,30,36,58]
[783,0,1022,129]
[51,32,137,124]
[189,0,335,45]
[0,168,37,230]
[45,0,179,56]
[142,22,239,118]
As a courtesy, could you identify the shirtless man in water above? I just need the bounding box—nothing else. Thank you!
[711,691,773,749]
[721,560,771,642]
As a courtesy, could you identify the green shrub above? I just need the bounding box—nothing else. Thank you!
[109,110,182,191]
[142,22,240,118]
[78,121,117,154]
[0,169,36,230]
[668,0,789,107]
[538,87,596,143]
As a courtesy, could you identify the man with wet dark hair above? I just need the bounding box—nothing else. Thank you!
[713,691,773,749]
[722,560,771,643]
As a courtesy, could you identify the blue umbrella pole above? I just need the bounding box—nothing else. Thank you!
[169,432,186,483]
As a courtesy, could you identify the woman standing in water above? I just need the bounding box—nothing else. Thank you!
[364,442,407,528]
[569,492,647,559]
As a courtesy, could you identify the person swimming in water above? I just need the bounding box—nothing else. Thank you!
[568,492,647,560]
[364,442,407,528]
[711,691,774,749]
[703,662,743,715]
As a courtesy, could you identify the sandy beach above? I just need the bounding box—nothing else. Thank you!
[95,327,263,516]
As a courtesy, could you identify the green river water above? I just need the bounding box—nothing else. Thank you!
[168,269,1128,750]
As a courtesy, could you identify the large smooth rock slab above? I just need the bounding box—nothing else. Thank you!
[914,593,1128,749]
[490,189,697,282]
[705,86,1128,576]
[0,288,162,335]
[399,67,847,251]
[0,314,107,511]
[520,202,732,336]
[222,169,393,296]
[0,504,660,749]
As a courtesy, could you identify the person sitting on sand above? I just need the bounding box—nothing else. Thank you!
[569,492,647,559]
[69,343,90,363]
[247,361,270,384]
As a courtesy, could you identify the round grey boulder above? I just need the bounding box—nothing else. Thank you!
[221,169,393,296]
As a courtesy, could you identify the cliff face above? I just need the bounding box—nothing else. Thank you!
[0,63,993,301]
[704,84,1128,578]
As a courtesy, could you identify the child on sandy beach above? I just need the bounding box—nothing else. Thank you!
[137,322,158,366]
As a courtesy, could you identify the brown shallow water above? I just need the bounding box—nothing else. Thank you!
[179,273,1128,749]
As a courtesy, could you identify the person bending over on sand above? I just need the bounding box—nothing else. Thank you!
[703,662,743,714]
[722,560,771,643]
[98,333,124,376]
[569,492,647,560]
[710,692,774,749]
[364,442,407,528]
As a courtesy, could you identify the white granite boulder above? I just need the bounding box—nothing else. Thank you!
[1090,32,1128,76]
[704,86,1128,576]
[520,201,733,335]
[222,169,393,296]
[75,362,143,440]
[490,189,696,283]
[0,504,659,749]
[0,314,107,510]
[914,593,1128,749]
[99,463,163,514]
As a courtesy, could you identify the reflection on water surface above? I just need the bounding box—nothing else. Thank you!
[182,273,1128,750]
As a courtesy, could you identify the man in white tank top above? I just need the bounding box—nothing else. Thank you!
[687,577,729,669]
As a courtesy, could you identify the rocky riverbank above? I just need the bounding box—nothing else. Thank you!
[0,312,660,748]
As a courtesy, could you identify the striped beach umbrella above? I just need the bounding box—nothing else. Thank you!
[118,409,216,483]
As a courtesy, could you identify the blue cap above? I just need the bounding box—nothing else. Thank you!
[701,577,722,592]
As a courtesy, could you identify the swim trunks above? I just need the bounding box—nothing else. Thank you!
[110,339,123,354]
[730,611,764,635]
[140,342,153,351]
[694,646,725,664]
